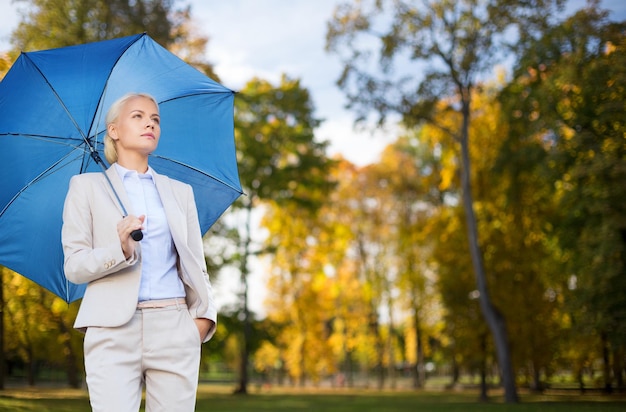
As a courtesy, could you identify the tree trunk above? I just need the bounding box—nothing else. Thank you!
[531,359,542,392]
[369,311,385,390]
[299,326,306,387]
[450,355,460,388]
[480,333,488,401]
[414,307,425,389]
[614,346,624,390]
[459,101,518,403]
[56,319,80,388]
[27,350,35,386]
[235,263,250,394]
[601,332,613,394]
[0,268,4,390]
[345,349,354,388]
[234,201,253,394]
[386,295,396,390]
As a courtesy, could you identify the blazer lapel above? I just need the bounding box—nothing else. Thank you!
[103,166,134,217]
[153,170,187,247]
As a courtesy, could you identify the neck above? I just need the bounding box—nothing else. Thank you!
[117,153,149,173]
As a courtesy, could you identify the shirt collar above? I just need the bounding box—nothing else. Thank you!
[114,162,155,181]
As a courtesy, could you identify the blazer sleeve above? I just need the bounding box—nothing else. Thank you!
[62,175,138,284]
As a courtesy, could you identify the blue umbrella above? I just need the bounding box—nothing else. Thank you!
[0,33,242,303]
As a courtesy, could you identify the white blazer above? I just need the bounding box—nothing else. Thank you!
[62,166,217,341]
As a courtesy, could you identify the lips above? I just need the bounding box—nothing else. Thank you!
[142,133,156,139]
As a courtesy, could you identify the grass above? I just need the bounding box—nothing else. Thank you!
[0,384,625,411]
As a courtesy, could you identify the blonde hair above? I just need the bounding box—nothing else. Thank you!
[103,92,159,164]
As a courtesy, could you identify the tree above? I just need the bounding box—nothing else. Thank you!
[2,270,82,387]
[334,161,395,389]
[326,0,568,402]
[0,51,17,80]
[500,4,626,391]
[13,0,173,49]
[369,138,444,389]
[231,75,335,393]
[9,0,217,78]
[0,267,5,389]
[262,201,339,386]
[317,158,385,388]
[472,81,563,392]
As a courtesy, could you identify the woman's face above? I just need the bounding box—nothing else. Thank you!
[108,96,161,158]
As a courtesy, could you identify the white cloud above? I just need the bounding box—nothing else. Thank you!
[192,0,389,165]
[0,0,19,50]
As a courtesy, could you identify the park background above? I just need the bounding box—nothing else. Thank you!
[1,0,626,408]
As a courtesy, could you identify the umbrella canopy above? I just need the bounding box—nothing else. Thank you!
[0,33,242,303]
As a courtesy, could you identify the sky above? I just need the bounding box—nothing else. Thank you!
[0,0,396,168]
[1,0,625,314]
[1,0,625,165]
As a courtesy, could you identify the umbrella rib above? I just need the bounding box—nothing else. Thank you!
[0,149,91,218]
[150,155,243,194]
[88,34,144,145]
[1,132,87,147]
[1,132,101,174]
[89,88,233,139]
[159,89,234,106]
[23,53,99,156]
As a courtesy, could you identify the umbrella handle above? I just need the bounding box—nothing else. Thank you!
[131,229,143,241]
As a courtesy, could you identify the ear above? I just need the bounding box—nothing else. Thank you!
[107,123,118,140]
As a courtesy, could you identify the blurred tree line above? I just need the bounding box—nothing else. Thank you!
[0,0,624,402]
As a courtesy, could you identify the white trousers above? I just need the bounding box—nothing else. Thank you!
[83,304,202,412]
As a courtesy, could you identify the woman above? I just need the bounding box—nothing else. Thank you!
[62,92,217,411]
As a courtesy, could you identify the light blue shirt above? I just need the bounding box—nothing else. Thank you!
[114,163,186,302]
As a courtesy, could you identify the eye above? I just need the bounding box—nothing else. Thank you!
[152,117,160,125]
